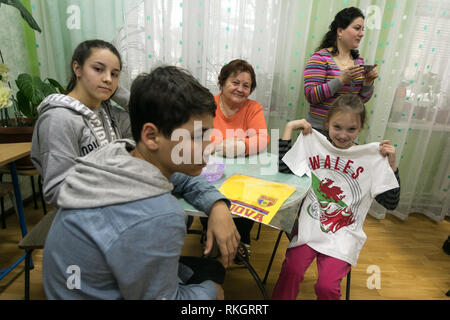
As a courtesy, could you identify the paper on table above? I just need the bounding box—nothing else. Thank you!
[218,174,296,229]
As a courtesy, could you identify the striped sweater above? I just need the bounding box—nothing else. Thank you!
[303,49,374,130]
[278,139,400,210]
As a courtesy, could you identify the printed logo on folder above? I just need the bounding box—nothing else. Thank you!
[218,174,296,226]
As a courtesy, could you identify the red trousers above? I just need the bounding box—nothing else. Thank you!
[271,244,351,300]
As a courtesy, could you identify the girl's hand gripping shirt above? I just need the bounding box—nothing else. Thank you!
[282,130,399,266]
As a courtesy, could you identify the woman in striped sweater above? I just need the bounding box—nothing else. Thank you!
[304,7,379,132]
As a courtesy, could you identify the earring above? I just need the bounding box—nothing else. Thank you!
[338,36,342,40]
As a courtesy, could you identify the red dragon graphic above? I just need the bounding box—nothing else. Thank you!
[319,202,355,233]
[318,178,346,202]
[316,178,355,233]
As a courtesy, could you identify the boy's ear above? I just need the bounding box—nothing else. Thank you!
[140,123,160,151]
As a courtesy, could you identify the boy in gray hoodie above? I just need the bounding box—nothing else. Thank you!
[43,66,227,299]
[31,40,239,266]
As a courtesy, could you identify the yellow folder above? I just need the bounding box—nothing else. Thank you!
[218,174,296,227]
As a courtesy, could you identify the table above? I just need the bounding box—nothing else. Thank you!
[0,142,31,280]
[181,153,311,232]
[181,153,311,299]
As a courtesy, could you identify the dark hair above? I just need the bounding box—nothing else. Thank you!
[129,66,216,142]
[218,59,257,93]
[65,39,122,94]
[325,94,366,128]
[317,7,365,59]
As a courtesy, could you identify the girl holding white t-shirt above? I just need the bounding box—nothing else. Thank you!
[272,94,400,300]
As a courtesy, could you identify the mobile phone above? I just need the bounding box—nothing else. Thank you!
[361,64,375,74]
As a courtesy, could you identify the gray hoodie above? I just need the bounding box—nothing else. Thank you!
[31,90,132,207]
[44,140,219,300]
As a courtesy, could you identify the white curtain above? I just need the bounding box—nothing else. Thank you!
[366,0,450,221]
[114,0,360,136]
[114,0,292,122]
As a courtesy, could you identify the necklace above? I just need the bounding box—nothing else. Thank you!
[334,55,354,70]
[328,47,354,70]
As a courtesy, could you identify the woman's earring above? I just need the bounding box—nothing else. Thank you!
[338,36,342,40]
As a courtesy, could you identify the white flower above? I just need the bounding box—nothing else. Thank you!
[0,84,13,109]
[0,63,10,83]
[0,63,9,74]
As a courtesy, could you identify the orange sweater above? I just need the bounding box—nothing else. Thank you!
[213,94,270,155]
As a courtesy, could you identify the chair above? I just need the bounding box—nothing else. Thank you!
[234,243,269,300]
[18,209,56,300]
[345,269,351,300]
[0,167,47,229]
[255,223,262,240]
[0,182,18,229]
[186,216,207,243]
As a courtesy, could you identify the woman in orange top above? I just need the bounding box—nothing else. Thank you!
[213,59,269,157]
[204,59,269,263]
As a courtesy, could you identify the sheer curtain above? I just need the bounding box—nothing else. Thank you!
[30,0,141,85]
[114,0,359,145]
[366,0,450,221]
[22,0,450,221]
[114,0,288,122]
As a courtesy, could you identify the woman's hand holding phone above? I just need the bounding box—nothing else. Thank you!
[362,64,379,86]
[339,65,365,85]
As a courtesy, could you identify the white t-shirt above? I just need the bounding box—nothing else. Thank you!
[282,130,399,266]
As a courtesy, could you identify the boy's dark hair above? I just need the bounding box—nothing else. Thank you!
[66,39,122,93]
[325,94,366,128]
[129,66,216,142]
[218,59,257,93]
[317,7,365,59]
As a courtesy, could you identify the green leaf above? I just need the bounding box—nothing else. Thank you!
[15,73,56,120]
[0,0,42,33]
[16,90,32,118]
[47,78,66,94]
[15,73,34,101]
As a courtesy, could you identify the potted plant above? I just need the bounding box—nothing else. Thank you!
[0,63,65,166]
[13,72,66,124]
[0,0,65,166]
